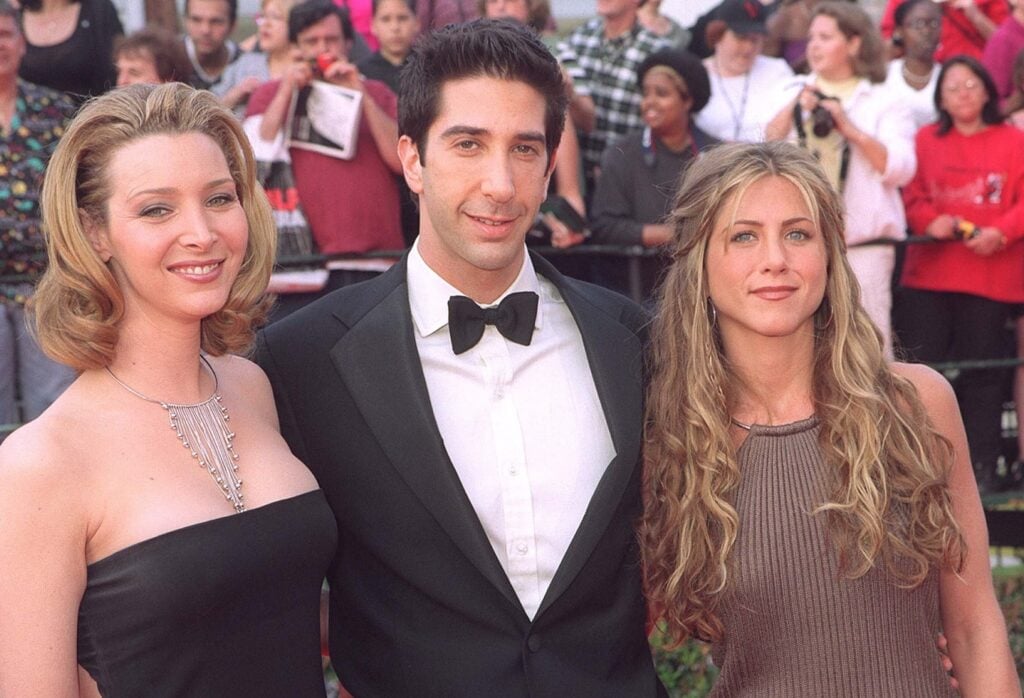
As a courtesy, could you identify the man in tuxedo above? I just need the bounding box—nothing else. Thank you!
[257,19,665,697]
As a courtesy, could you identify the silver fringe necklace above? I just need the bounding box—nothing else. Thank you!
[106,356,245,513]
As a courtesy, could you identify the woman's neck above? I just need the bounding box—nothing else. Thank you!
[724,332,817,425]
[712,53,749,78]
[655,122,691,152]
[817,64,856,83]
[953,118,987,135]
[109,316,208,403]
[267,49,293,77]
[903,53,934,76]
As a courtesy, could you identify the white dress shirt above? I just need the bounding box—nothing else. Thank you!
[406,242,615,619]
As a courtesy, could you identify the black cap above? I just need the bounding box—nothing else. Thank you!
[714,0,768,35]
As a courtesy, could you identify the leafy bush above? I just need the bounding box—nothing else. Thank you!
[995,572,1024,679]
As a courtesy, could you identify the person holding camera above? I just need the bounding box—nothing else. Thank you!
[247,0,403,267]
[766,1,916,357]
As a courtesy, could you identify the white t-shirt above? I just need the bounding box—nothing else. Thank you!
[696,54,798,142]
[883,59,940,132]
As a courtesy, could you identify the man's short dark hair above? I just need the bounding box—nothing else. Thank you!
[398,19,567,165]
[183,0,238,25]
[289,0,354,43]
[372,0,416,16]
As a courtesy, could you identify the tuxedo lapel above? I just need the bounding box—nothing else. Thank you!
[533,256,645,618]
[328,267,523,613]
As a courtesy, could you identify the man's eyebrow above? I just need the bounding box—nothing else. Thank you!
[439,125,488,139]
[438,125,546,144]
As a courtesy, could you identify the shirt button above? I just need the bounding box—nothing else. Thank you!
[527,634,542,652]
[515,542,528,555]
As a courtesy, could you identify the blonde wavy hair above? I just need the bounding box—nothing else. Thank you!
[32,82,276,370]
[640,142,964,644]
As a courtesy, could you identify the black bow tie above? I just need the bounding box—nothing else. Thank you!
[447,291,538,355]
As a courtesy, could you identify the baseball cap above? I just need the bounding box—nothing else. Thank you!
[714,0,768,35]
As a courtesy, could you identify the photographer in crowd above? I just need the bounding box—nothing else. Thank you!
[767,1,916,358]
[246,0,403,295]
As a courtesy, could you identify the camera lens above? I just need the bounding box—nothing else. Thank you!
[811,106,834,138]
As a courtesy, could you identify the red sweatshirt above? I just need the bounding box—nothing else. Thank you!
[901,122,1024,303]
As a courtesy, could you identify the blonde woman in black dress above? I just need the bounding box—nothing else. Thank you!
[0,83,336,696]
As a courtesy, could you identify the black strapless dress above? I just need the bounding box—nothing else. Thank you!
[77,489,337,697]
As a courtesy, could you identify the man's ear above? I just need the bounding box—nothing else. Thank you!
[545,147,559,179]
[82,210,112,262]
[398,135,424,194]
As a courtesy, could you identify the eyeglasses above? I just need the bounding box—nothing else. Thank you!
[905,18,941,30]
[942,78,981,93]
[255,11,286,24]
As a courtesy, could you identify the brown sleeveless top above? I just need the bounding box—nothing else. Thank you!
[709,417,956,697]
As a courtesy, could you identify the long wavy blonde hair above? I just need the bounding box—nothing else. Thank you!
[32,82,276,371]
[641,141,964,644]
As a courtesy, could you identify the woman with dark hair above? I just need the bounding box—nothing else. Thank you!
[884,0,942,130]
[591,49,718,299]
[642,140,1019,696]
[897,55,1024,494]
[18,0,122,101]
[767,1,916,358]
[0,83,335,695]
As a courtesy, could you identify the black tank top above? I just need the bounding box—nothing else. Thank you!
[77,489,337,697]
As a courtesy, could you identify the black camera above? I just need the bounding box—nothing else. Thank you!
[810,90,837,138]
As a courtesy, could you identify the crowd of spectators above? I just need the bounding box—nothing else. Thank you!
[2,0,1024,492]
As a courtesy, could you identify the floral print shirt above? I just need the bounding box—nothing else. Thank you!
[0,79,75,305]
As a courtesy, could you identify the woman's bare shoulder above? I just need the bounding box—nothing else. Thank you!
[206,354,277,421]
[0,395,93,541]
[890,361,955,406]
[890,361,962,435]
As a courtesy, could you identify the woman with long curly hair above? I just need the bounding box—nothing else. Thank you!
[641,141,1018,696]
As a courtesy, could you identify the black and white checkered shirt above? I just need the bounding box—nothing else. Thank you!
[557,19,673,190]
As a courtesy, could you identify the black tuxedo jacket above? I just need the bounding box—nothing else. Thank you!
[257,253,665,698]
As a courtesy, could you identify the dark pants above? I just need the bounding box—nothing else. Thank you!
[894,287,1012,470]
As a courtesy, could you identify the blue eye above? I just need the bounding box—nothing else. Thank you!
[785,228,810,241]
[730,231,755,243]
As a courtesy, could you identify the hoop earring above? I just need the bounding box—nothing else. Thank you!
[706,296,718,327]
